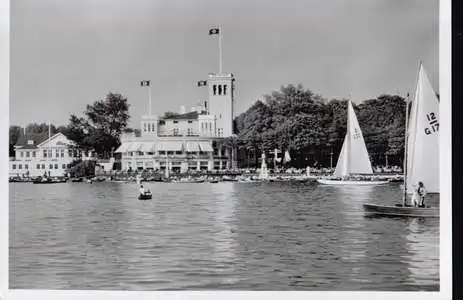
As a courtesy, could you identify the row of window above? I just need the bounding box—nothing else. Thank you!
[172,120,193,124]
[12,163,69,170]
[143,122,156,132]
[18,149,81,158]
[201,122,213,131]
[212,84,228,96]
[122,151,212,157]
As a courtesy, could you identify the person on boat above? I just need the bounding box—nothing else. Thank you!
[139,184,147,196]
[416,181,427,207]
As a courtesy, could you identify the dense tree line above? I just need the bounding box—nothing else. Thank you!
[230,84,407,169]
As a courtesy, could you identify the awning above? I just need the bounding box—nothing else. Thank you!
[198,141,213,152]
[139,142,155,152]
[127,142,142,152]
[115,143,131,153]
[157,141,183,152]
[185,142,200,152]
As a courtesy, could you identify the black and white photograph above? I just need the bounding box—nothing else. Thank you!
[3,0,452,298]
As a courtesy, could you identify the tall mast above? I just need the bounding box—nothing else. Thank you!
[402,93,410,206]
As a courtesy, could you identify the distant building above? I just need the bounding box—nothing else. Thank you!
[115,73,235,172]
[9,132,91,177]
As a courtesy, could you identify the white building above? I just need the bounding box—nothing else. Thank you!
[9,132,90,178]
[115,72,235,172]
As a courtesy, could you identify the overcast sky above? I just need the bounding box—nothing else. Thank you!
[10,0,438,128]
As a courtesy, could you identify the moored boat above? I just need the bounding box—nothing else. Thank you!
[317,179,388,185]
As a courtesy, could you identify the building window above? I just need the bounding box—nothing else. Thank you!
[224,85,227,95]
[32,151,36,158]
[43,150,47,157]
[188,120,193,124]
[151,123,155,131]
[173,120,178,124]
[42,164,45,169]
[173,128,179,136]
[129,152,133,157]
[213,85,217,95]
[25,164,28,169]
[167,151,174,155]
[138,151,143,156]
[54,164,58,169]
[18,164,22,169]
[48,150,52,157]
[20,152,24,157]
[175,151,182,155]
[67,164,71,168]
[12,164,16,169]
[159,151,166,155]
[49,164,53,169]
[187,128,193,136]
[144,123,147,132]
[218,85,222,95]
[68,149,72,157]
[26,151,30,157]
[159,120,165,125]
[62,164,66,169]
[55,150,59,158]
[61,149,65,157]
[37,164,40,169]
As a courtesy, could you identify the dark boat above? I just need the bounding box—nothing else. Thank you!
[138,193,152,200]
[363,203,439,218]
[71,177,84,182]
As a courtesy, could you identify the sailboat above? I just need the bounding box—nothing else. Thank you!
[317,100,388,185]
[363,63,439,218]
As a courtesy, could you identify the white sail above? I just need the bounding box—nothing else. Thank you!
[333,100,373,177]
[406,64,439,193]
[259,153,269,180]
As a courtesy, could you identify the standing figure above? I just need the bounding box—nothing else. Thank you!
[416,181,427,207]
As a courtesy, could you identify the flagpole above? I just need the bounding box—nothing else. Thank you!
[148,84,152,116]
[219,26,222,74]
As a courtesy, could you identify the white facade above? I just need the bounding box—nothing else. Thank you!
[115,73,235,172]
[207,73,234,137]
[9,133,86,177]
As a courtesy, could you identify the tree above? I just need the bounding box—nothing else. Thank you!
[66,92,130,158]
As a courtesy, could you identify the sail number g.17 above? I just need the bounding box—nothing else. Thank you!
[425,112,439,135]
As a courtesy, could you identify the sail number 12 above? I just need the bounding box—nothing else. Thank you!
[425,112,439,135]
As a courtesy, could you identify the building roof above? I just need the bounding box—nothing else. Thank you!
[15,132,50,148]
[164,111,206,120]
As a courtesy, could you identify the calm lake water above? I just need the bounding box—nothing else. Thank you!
[9,181,439,291]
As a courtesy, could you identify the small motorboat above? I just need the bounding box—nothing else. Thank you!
[138,193,152,200]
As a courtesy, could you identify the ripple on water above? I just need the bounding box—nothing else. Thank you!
[9,181,439,290]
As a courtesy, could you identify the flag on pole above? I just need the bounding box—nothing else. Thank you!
[140,80,150,87]
[284,150,291,163]
[197,80,207,87]
[209,28,220,35]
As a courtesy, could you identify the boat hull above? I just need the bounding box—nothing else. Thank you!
[317,179,389,185]
[363,203,439,218]
[138,194,152,200]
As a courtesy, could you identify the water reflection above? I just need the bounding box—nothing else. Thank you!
[405,217,439,290]
[210,183,237,264]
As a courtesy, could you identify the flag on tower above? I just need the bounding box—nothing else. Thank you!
[197,80,207,87]
[140,80,150,87]
[209,28,220,35]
